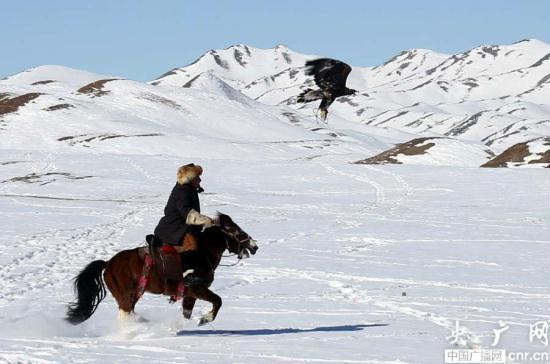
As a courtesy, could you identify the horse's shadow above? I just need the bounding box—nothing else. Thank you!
[177,323,388,336]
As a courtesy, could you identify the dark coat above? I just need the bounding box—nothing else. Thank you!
[154,183,201,245]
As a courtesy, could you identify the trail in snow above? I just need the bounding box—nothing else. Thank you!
[0,154,548,363]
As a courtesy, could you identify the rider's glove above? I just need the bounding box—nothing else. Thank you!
[186,209,214,228]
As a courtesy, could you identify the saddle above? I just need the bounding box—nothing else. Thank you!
[138,234,209,300]
[136,235,207,302]
[144,234,183,281]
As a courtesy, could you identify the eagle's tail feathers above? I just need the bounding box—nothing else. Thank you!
[297,89,323,103]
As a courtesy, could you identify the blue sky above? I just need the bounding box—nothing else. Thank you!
[1,1,548,81]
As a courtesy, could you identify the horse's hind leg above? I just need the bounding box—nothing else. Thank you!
[186,286,222,326]
[104,262,137,321]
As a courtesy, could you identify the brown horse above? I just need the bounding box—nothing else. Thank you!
[66,213,258,326]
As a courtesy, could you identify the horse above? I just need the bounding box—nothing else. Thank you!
[65,213,258,326]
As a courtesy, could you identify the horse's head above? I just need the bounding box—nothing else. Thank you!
[214,212,258,259]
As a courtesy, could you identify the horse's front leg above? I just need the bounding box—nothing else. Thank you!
[186,285,222,326]
[182,296,196,319]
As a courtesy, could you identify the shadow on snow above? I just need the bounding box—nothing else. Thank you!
[177,323,388,336]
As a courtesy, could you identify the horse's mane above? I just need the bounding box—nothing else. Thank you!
[213,211,232,226]
[199,225,226,250]
[200,224,223,238]
[198,211,243,251]
[199,212,237,252]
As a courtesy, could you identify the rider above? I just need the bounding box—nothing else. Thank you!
[154,163,215,286]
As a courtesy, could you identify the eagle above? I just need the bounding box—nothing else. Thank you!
[297,58,357,121]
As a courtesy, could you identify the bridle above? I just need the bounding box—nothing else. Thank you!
[217,225,252,266]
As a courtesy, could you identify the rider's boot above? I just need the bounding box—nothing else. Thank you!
[182,269,205,286]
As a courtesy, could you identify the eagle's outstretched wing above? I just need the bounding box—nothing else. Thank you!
[304,58,352,92]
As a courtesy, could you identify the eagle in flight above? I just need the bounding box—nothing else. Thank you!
[297,58,357,121]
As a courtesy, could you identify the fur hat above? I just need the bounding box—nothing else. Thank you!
[177,163,203,184]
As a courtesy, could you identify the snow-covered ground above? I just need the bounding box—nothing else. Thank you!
[0,40,549,363]
[0,149,548,363]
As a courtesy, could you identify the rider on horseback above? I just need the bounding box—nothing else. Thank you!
[154,163,215,287]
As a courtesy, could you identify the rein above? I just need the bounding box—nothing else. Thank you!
[217,231,244,267]
[194,227,244,270]
[218,260,241,267]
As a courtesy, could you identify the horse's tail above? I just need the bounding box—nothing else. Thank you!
[66,260,107,324]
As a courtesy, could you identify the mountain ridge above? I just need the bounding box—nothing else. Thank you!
[1,39,548,167]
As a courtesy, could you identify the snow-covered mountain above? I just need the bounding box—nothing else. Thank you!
[355,137,495,167]
[151,40,550,166]
[151,44,317,90]
[0,65,383,161]
[1,40,549,167]
[481,136,550,167]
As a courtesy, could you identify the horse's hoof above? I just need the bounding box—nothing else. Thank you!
[198,312,214,326]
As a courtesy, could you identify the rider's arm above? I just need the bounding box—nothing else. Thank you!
[174,191,213,228]
[186,210,214,228]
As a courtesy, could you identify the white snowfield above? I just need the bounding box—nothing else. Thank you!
[0,41,548,363]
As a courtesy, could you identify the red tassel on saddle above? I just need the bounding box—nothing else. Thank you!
[135,253,153,301]
[136,246,188,303]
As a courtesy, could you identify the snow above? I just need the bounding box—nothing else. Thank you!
[0,151,548,363]
[150,40,550,154]
[1,65,118,89]
[394,138,493,166]
[150,44,318,90]
[522,138,550,165]
[0,40,549,363]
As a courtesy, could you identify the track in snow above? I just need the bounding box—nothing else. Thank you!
[0,155,548,363]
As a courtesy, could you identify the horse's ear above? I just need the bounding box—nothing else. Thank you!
[215,211,226,224]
